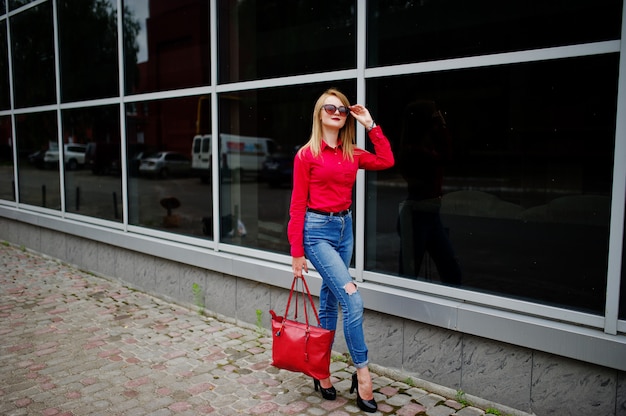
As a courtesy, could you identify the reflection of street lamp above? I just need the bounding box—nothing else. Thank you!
[160,197,180,228]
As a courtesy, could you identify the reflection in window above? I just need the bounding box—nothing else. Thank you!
[127,96,211,237]
[218,0,356,83]
[10,2,55,108]
[15,111,60,209]
[366,54,618,314]
[8,0,31,10]
[58,0,121,102]
[0,116,14,201]
[124,0,210,95]
[62,106,122,222]
[367,0,623,67]
[0,20,10,110]
[218,82,355,253]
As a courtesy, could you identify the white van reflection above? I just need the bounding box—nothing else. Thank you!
[191,134,277,183]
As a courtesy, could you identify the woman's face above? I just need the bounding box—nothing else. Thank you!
[320,95,349,130]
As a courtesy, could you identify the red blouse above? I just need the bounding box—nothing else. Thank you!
[288,126,395,257]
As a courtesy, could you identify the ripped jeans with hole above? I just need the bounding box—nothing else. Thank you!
[303,211,369,368]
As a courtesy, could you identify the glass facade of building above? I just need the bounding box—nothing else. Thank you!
[1,0,624,351]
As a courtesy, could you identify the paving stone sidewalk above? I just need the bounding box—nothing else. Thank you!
[0,243,527,415]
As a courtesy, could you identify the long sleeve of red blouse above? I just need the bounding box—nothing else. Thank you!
[287,126,394,257]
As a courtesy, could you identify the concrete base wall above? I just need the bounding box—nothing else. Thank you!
[2,218,625,415]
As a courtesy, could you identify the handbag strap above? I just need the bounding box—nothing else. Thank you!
[300,276,321,325]
[282,275,321,327]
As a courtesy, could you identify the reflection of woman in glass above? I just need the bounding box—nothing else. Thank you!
[288,88,394,412]
[398,100,462,285]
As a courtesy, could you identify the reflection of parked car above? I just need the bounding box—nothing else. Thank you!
[85,142,121,175]
[44,143,88,170]
[28,150,47,169]
[260,146,299,188]
[139,151,191,178]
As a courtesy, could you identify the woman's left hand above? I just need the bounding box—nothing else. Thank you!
[349,104,374,129]
[292,256,308,278]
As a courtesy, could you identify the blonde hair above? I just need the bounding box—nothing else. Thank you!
[299,88,356,161]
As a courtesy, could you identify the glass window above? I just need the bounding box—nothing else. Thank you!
[218,82,355,253]
[368,0,623,67]
[124,0,210,95]
[218,0,356,83]
[127,96,211,237]
[8,0,31,10]
[0,115,14,201]
[15,111,60,209]
[366,53,618,314]
[10,2,55,108]
[0,20,10,110]
[57,0,119,102]
[62,105,122,222]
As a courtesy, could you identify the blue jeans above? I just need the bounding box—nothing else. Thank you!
[303,211,369,368]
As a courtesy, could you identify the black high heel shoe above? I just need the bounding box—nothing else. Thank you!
[313,378,336,400]
[350,372,377,413]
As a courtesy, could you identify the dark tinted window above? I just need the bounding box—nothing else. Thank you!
[218,82,356,253]
[15,111,60,209]
[126,96,211,237]
[218,0,356,83]
[0,20,9,110]
[124,0,210,95]
[368,0,623,67]
[10,2,56,108]
[366,53,618,314]
[62,105,122,222]
[8,0,32,10]
[58,0,120,102]
[0,115,14,201]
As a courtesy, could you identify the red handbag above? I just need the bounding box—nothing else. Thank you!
[270,275,335,380]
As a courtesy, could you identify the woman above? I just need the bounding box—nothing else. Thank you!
[288,88,394,413]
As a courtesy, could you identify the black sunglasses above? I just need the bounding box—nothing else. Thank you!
[322,104,350,116]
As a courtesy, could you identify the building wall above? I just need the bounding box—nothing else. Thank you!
[3,217,625,415]
[2,2,626,414]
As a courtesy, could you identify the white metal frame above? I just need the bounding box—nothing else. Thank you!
[606,1,626,336]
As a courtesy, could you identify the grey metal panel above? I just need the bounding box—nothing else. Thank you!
[457,304,626,371]
[357,281,460,331]
[363,270,606,330]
